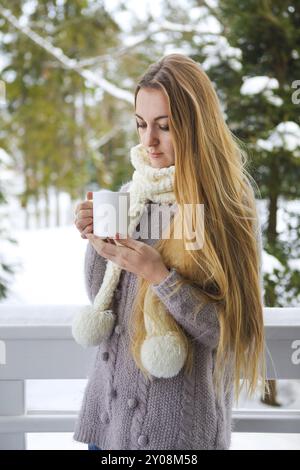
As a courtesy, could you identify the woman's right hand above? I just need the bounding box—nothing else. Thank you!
[74,191,94,239]
[74,191,114,243]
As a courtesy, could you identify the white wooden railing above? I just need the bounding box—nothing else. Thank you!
[0,305,299,450]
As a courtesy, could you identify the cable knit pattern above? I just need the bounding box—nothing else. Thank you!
[177,363,195,449]
[73,179,264,450]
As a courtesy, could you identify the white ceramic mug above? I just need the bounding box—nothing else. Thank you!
[93,190,130,241]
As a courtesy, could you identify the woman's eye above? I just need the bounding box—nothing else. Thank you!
[136,122,169,131]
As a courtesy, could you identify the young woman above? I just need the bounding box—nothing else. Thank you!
[73,53,266,450]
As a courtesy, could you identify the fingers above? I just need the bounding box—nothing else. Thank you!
[75,201,93,215]
[86,235,118,260]
[114,233,144,252]
[75,191,94,238]
[81,224,93,238]
[74,206,93,232]
[76,217,93,231]
[82,225,111,242]
[77,208,93,219]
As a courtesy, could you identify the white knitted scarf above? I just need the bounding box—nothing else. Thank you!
[72,143,177,350]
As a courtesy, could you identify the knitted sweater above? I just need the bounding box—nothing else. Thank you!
[73,182,263,450]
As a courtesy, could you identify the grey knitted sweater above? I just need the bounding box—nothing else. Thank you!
[73,182,263,450]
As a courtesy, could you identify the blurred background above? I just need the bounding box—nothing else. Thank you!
[0,0,299,450]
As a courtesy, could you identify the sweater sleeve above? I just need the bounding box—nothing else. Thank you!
[84,181,131,303]
[84,242,108,304]
[151,268,221,350]
[150,209,264,350]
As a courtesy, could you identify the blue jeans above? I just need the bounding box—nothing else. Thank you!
[88,443,102,450]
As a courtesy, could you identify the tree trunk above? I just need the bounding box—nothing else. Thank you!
[34,193,41,229]
[24,203,29,231]
[260,379,281,407]
[55,187,60,227]
[44,186,50,228]
[262,159,281,407]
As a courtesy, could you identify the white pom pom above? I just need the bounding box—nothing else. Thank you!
[140,333,187,378]
[72,305,116,347]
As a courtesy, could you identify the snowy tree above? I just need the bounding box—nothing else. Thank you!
[0,148,18,300]
[0,0,134,228]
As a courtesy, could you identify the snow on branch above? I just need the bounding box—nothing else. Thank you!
[76,20,222,68]
[257,121,300,154]
[0,6,226,101]
[0,6,134,104]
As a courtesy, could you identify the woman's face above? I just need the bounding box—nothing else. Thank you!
[135,87,175,169]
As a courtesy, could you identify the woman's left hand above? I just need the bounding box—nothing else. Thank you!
[86,233,170,285]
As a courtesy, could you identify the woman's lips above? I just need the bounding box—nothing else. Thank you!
[150,152,163,158]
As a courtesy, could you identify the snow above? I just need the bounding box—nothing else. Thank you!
[230,433,300,450]
[202,36,242,71]
[262,251,285,274]
[104,0,163,26]
[241,76,283,107]
[0,147,11,165]
[26,433,86,450]
[241,76,279,95]
[257,121,300,154]
[1,226,89,306]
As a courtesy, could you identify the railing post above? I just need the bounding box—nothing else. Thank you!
[0,380,26,450]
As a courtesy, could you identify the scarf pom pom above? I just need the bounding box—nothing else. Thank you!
[140,332,187,378]
[72,306,116,347]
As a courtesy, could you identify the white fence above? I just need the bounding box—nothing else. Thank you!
[0,305,299,450]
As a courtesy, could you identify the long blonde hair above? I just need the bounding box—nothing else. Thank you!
[129,53,266,402]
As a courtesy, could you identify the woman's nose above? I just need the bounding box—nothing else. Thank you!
[143,127,159,147]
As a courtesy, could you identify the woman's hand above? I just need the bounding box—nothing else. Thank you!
[74,191,94,239]
[74,191,108,241]
[86,233,170,285]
